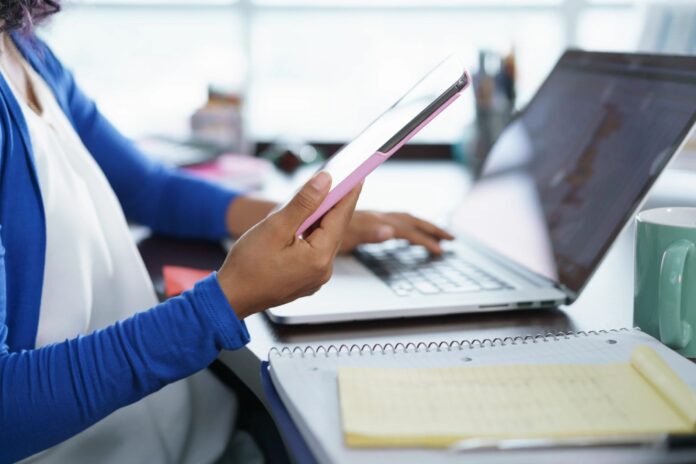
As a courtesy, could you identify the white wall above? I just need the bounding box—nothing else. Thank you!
[40,1,648,142]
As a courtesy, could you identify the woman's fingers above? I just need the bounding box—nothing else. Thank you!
[307,184,363,253]
[384,213,453,254]
[354,213,396,244]
[336,210,454,254]
[392,223,444,255]
[404,214,455,241]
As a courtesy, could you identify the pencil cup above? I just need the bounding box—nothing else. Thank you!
[634,207,696,357]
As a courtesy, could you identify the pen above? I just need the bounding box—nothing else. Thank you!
[448,434,696,452]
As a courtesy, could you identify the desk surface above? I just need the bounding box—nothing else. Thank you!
[140,160,696,463]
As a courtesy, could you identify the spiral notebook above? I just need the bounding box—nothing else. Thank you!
[267,329,696,464]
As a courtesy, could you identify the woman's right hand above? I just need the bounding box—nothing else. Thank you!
[217,171,361,319]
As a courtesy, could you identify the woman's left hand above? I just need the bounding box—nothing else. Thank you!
[227,197,454,255]
[340,211,454,255]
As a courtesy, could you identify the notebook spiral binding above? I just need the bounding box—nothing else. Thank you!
[269,327,634,358]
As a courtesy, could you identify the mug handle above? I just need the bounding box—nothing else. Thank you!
[659,239,694,349]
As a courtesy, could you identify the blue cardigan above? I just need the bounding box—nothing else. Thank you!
[0,34,250,463]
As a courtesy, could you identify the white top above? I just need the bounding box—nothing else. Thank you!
[1,49,244,464]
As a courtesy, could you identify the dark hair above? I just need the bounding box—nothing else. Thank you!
[0,1,61,34]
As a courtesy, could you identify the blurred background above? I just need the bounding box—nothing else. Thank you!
[39,0,696,171]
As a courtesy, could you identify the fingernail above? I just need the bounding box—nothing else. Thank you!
[310,171,331,191]
[376,225,395,241]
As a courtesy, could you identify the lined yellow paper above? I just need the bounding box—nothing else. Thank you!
[632,345,696,425]
[338,346,696,448]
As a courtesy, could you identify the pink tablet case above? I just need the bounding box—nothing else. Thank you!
[297,71,470,237]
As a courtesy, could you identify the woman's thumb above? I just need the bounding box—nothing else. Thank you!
[279,171,331,230]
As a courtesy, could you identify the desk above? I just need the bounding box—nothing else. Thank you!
[139,160,696,463]
[219,161,696,401]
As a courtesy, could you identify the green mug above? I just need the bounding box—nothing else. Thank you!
[635,207,696,357]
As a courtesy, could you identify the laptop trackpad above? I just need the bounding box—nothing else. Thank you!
[333,255,374,276]
[325,255,390,293]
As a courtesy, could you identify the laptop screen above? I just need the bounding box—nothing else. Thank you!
[454,51,696,294]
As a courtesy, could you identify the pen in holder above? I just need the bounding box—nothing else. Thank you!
[458,49,516,178]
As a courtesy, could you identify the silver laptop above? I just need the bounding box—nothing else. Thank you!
[267,50,696,325]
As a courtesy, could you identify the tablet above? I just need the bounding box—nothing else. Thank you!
[297,56,471,236]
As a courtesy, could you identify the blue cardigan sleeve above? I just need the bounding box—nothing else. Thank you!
[37,40,241,240]
[0,263,250,463]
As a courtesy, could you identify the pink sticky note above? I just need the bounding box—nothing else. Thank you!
[163,265,213,297]
[183,153,272,189]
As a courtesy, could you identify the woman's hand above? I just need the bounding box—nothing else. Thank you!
[225,187,454,256]
[217,172,361,319]
[225,198,453,256]
[339,211,454,255]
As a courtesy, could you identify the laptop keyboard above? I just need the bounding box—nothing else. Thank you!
[354,240,512,297]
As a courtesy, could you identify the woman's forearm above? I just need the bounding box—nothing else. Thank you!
[0,274,248,463]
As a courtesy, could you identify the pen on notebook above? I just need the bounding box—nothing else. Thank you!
[448,434,696,452]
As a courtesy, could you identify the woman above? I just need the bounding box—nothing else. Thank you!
[0,2,453,463]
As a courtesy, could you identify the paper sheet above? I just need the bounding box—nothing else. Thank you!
[338,346,696,448]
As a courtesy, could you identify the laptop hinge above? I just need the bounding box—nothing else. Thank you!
[554,282,577,304]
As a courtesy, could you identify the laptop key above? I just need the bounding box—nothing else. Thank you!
[413,281,440,294]
[391,281,413,290]
[443,284,481,293]
[480,280,504,290]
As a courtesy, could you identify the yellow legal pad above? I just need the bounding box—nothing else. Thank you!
[337,346,696,448]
